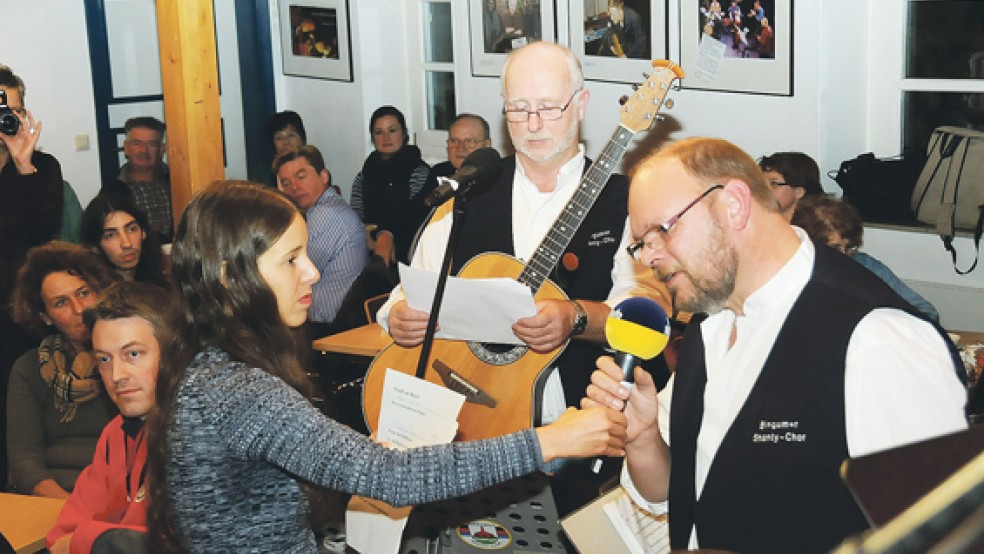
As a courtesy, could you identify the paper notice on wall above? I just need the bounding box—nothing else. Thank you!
[694,35,726,83]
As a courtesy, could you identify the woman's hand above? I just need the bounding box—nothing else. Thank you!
[535,406,626,462]
[369,230,397,267]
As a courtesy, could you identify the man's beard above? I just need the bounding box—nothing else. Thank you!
[510,117,578,164]
[670,214,738,315]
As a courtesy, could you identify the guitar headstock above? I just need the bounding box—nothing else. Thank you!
[619,60,685,134]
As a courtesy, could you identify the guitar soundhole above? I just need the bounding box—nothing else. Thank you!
[468,341,527,366]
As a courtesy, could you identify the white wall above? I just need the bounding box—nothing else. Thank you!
[8,0,984,330]
[269,1,413,199]
[4,0,102,207]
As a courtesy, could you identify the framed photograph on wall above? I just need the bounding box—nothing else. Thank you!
[279,0,352,82]
[679,0,791,95]
[569,0,669,84]
[469,0,557,78]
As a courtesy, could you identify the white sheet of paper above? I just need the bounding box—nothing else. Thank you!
[601,488,670,554]
[695,34,725,82]
[399,263,537,345]
[560,486,669,554]
[376,369,464,447]
[346,370,466,554]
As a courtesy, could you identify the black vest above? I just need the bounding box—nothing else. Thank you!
[668,243,962,553]
[450,156,629,405]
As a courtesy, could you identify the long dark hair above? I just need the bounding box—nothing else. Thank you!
[145,181,313,552]
[79,193,167,287]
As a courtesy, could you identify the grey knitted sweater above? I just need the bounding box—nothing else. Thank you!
[167,348,543,553]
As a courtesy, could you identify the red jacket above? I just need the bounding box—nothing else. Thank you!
[46,415,148,553]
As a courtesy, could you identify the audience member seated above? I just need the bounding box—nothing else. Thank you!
[792,194,940,321]
[103,117,172,243]
[0,63,65,490]
[80,194,168,287]
[46,281,169,554]
[430,113,493,179]
[265,110,342,195]
[275,145,367,338]
[7,242,119,498]
[758,151,825,221]
[351,106,433,266]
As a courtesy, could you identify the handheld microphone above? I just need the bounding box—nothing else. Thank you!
[605,296,671,383]
[425,147,502,207]
[592,297,671,473]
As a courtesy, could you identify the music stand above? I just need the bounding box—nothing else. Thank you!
[398,472,569,553]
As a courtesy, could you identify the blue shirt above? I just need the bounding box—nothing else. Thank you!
[306,188,367,323]
[852,251,939,321]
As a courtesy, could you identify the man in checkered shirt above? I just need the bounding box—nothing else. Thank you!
[115,116,172,243]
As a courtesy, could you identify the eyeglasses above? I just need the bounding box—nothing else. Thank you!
[446,138,484,147]
[626,184,723,261]
[502,89,581,123]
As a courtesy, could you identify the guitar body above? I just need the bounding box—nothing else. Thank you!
[363,252,568,442]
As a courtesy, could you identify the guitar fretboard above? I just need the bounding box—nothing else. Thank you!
[517,125,636,293]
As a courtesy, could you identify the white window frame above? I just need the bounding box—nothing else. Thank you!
[867,0,984,156]
[406,0,459,163]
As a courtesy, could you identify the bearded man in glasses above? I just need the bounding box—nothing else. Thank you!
[585,137,968,553]
[378,41,668,510]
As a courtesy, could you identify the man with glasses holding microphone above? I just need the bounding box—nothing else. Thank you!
[585,137,968,552]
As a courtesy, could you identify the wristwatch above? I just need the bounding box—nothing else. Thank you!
[570,300,588,337]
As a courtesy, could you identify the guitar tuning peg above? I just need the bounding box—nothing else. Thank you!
[641,72,650,80]
[655,114,666,122]
[665,99,675,109]
[630,83,640,91]
[618,95,629,106]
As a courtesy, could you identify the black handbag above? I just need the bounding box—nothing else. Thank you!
[828,152,923,225]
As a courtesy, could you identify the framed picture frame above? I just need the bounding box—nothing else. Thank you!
[569,0,669,84]
[469,0,557,78]
[679,0,791,96]
[279,0,352,82]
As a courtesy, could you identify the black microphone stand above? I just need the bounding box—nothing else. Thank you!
[414,194,470,379]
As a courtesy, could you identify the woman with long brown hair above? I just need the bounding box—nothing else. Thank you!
[145,181,625,552]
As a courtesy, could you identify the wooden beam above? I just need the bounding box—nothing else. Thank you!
[155,0,224,227]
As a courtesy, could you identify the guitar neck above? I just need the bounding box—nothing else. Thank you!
[517,124,636,293]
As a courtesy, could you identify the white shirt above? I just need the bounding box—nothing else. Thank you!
[623,228,968,549]
[378,146,647,422]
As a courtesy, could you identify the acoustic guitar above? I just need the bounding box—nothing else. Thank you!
[363,60,685,442]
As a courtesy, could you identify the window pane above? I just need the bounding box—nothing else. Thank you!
[902,91,984,152]
[906,1,984,79]
[427,71,456,131]
[423,3,453,63]
[106,0,162,97]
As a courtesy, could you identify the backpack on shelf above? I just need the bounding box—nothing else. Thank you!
[911,126,984,274]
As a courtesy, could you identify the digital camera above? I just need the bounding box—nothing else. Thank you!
[0,90,21,136]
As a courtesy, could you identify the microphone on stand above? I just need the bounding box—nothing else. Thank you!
[425,147,502,207]
[592,297,671,474]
